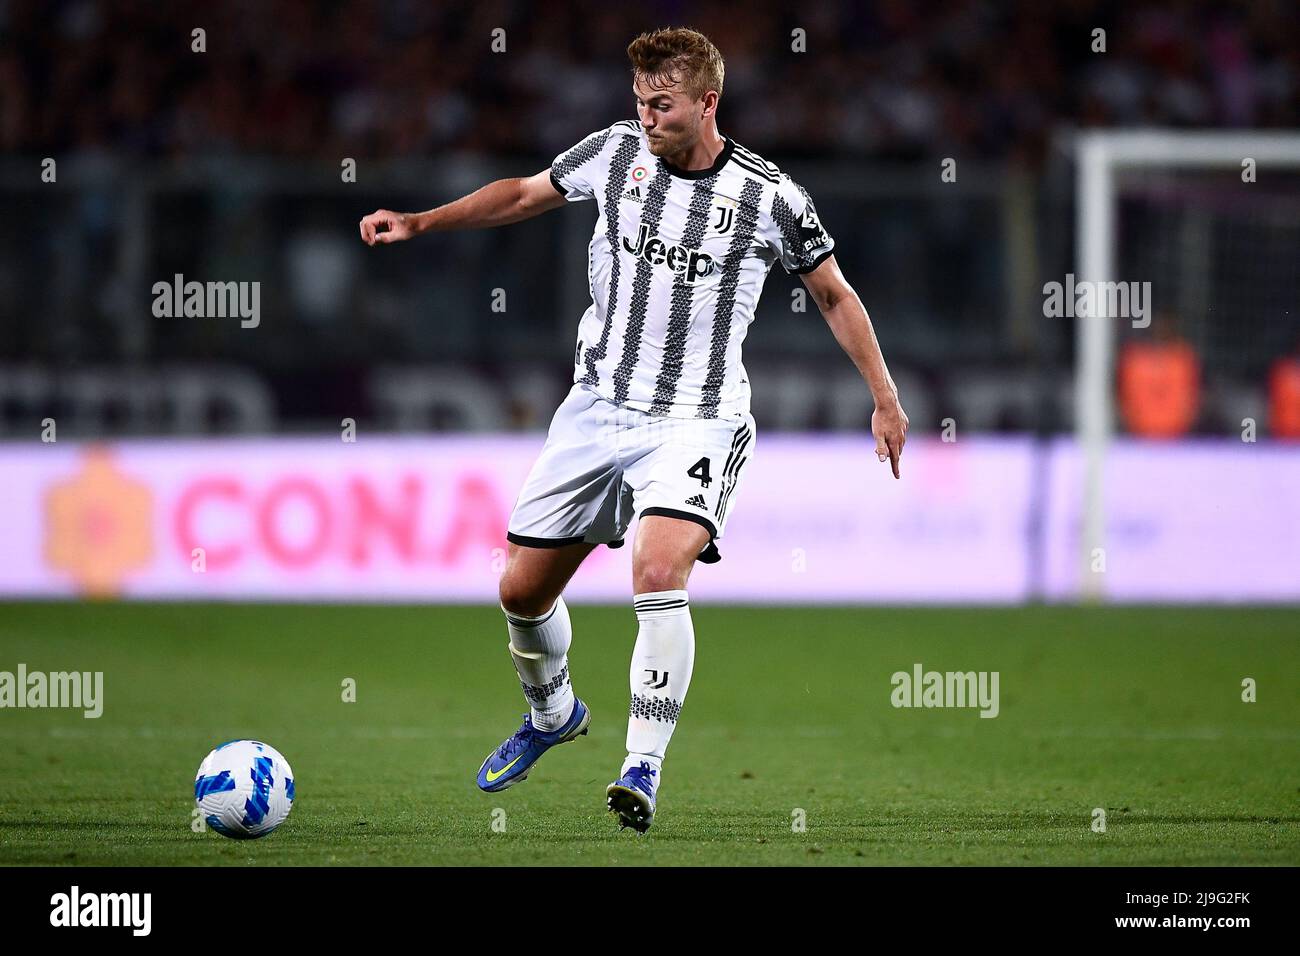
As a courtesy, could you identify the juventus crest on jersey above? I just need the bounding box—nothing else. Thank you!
[550,120,836,420]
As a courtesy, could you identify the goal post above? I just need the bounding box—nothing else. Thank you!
[1074,130,1300,601]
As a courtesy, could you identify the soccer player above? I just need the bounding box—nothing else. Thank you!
[359,27,908,833]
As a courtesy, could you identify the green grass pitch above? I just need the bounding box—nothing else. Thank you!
[1,602,1296,866]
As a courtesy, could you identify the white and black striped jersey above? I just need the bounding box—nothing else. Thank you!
[549,120,835,420]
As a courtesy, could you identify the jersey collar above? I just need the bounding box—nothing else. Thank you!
[656,135,734,180]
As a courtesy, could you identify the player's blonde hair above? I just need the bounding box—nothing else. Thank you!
[627,27,724,103]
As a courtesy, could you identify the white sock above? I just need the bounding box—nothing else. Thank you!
[625,590,694,774]
[502,595,575,732]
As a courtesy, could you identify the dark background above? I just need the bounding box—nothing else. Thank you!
[1,0,1296,435]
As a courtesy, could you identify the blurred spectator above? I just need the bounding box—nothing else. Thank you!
[1268,339,1300,439]
[1118,313,1200,438]
[1,0,1295,165]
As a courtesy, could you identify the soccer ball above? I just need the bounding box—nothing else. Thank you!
[194,739,295,839]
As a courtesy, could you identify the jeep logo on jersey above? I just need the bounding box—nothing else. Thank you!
[622,223,716,284]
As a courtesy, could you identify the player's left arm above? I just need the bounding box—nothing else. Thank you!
[801,255,909,478]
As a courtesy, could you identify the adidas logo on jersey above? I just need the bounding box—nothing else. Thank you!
[684,494,707,509]
[622,223,716,285]
[622,185,642,203]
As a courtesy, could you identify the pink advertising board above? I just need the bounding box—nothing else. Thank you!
[0,436,1293,603]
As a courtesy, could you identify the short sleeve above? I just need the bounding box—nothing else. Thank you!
[549,127,612,204]
[770,174,835,274]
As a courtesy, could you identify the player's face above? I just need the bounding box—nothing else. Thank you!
[633,75,701,157]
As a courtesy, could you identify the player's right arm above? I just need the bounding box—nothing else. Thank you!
[358,168,566,245]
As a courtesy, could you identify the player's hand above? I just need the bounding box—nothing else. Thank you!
[359,209,416,246]
[872,396,909,479]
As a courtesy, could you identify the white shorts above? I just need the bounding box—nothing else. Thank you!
[507,382,756,563]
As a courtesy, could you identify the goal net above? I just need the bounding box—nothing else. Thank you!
[1074,131,1300,599]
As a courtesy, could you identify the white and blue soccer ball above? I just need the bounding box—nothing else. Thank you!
[194,739,295,839]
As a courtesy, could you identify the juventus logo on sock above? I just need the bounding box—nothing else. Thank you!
[628,589,693,757]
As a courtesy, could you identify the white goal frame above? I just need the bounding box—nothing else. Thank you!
[1074,130,1300,600]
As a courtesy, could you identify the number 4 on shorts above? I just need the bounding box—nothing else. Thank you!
[688,456,712,488]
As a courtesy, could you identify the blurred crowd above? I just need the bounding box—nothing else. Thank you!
[2,0,1297,437]
[3,0,1297,165]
